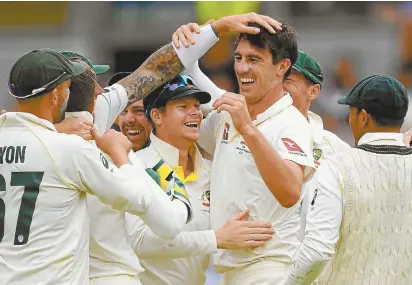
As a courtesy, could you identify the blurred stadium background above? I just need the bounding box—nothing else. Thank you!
[0,1,411,283]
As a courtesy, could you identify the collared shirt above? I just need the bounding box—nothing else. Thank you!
[65,111,188,279]
[298,112,351,241]
[198,94,315,273]
[286,132,408,285]
[126,133,216,285]
[0,112,154,285]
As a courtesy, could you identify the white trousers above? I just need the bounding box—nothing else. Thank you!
[89,275,142,285]
[221,260,291,285]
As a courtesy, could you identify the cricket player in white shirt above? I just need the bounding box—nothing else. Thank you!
[173,22,316,284]
[286,75,412,285]
[125,74,274,285]
[64,65,192,285]
[57,13,282,285]
[0,49,184,285]
[282,51,351,241]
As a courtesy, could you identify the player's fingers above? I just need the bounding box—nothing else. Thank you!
[241,240,265,248]
[259,15,282,31]
[248,13,276,34]
[172,33,180,48]
[243,227,274,236]
[90,125,102,141]
[241,221,273,228]
[175,28,189,48]
[237,25,260,35]
[246,234,273,241]
[182,25,197,45]
[188,22,201,34]
[82,133,93,141]
[204,19,216,26]
[234,209,250,221]
[215,103,232,114]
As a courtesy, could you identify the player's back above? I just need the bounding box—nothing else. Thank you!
[0,112,89,285]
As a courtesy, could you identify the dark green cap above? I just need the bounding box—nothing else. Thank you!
[292,50,323,87]
[8,48,86,99]
[61,51,110,75]
[338,75,409,120]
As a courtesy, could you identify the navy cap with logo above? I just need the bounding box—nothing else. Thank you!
[338,75,409,120]
[8,48,86,99]
[143,74,211,119]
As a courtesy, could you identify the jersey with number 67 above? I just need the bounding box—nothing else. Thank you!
[0,112,156,285]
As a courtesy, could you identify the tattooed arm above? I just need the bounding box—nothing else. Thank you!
[117,44,184,104]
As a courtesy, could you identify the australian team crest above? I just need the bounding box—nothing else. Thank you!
[313,148,323,161]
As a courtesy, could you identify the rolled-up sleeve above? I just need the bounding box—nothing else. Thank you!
[286,157,344,285]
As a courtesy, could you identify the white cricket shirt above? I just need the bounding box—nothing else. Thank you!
[126,133,215,285]
[66,85,188,279]
[286,132,412,285]
[0,112,157,285]
[298,111,350,241]
[198,94,315,273]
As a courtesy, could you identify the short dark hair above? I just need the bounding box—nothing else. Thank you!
[66,64,96,112]
[237,21,298,80]
[356,107,404,128]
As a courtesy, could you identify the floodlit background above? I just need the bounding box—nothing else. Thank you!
[0,1,411,282]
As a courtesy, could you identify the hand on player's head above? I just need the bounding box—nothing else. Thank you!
[91,127,132,157]
[213,13,282,37]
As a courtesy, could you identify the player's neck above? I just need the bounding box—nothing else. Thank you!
[178,148,194,177]
[17,101,54,123]
[246,84,284,120]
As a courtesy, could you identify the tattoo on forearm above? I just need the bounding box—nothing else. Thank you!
[117,44,184,104]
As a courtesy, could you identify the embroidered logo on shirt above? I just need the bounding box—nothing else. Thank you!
[200,190,210,213]
[236,140,251,155]
[313,148,323,167]
[281,138,307,157]
[221,123,230,144]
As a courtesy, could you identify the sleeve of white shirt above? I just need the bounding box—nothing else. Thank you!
[94,84,128,133]
[276,119,316,181]
[183,60,226,116]
[285,157,344,285]
[72,141,185,239]
[198,110,224,156]
[173,24,219,69]
[125,214,217,259]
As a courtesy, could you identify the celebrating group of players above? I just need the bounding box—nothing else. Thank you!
[1,11,411,285]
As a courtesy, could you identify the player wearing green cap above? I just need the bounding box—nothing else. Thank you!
[286,75,412,285]
[283,51,351,241]
[0,49,188,285]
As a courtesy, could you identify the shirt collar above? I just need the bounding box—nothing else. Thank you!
[0,112,56,132]
[255,93,293,124]
[307,111,325,144]
[65,111,94,123]
[358,132,405,146]
[149,132,203,171]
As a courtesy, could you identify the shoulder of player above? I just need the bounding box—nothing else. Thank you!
[133,145,158,167]
[322,130,351,154]
[54,132,98,154]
